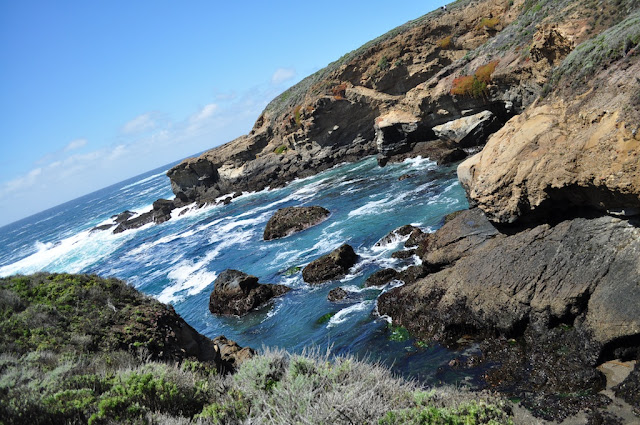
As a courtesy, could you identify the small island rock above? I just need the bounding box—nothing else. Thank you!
[209,269,290,317]
[327,287,348,302]
[302,244,358,284]
[263,206,330,240]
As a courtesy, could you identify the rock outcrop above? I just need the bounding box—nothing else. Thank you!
[208,269,290,316]
[364,268,399,287]
[263,206,330,240]
[327,287,348,302]
[302,244,358,284]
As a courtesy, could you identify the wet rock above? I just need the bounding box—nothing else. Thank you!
[263,206,330,240]
[398,173,413,181]
[213,335,255,372]
[432,110,500,148]
[208,269,290,317]
[391,249,417,259]
[376,225,418,247]
[113,210,135,223]
[112,200,177,233]
[405,228,428,248]
[302,244,358,284]
[614,361,640,414]
[91,224,114,232]
[327,287,348,302]
[364,268,398,287]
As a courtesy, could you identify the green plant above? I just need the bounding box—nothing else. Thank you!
[274,145,288,154]
[437,35,453,49]
[476,17,500,30]
[293,105,302,126]
[377,56,390,70]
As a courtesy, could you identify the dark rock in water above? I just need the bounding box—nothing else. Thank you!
[213,335,255,371]
[398,173,413,181]
[364,268,398,287]
[391,249,417,259]
[222,196,233,205]
[91,223,114,232]
[614,361,640,414]
[405,228,428,248]
[233,191,243,198]
[263,206,330,241]
[302,244,358,284]
[152,198,175,224]
[327,287,348,302]
[112,199,178,233]
[376,225,418,247]
[113,210,135,223]
[208,269,290,317]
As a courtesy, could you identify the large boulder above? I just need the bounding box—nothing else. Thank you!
[432,110,500,148]
[263,206,330,240]
[208,269,290,317]
[302,244,358,284]
[364,268,399,287]
[213,335,255,371]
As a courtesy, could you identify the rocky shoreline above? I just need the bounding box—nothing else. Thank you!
[85,0,640,421]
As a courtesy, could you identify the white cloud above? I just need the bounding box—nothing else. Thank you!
[122,112,157,134]
[271,67,296,85]
[190,103,219,123]
[63,138,87,152]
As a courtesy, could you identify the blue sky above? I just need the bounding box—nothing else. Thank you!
[0,0,446,226]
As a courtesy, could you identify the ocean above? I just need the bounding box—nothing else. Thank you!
[0,155,474,385]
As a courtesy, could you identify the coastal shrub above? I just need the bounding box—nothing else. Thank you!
[274,145,288,154]
[437,35,453,49]
[450,60,499,97]
[378,55,390,71]
[476,17,500,30]
[293,105,302,126]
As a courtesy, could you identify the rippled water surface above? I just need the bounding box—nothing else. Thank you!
[0,156,472,384]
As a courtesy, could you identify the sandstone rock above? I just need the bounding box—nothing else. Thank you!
[458,61,640,224]
[432,110,500,148]
[302,244,358,284]
[364,268,398,287]
[327,287,348,302]
[213,335,255,371]
[208,269,290,316]
[263,206,330,240]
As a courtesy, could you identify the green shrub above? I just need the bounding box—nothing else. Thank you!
[437,35,453,49]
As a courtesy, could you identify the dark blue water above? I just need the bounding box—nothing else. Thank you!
[0,155,471,384]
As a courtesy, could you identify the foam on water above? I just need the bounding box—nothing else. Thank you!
[327,300,374,327]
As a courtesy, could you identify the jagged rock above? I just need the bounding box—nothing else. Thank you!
[263,206,330,240]
[114,210,135,223]
[391,249,417,259]
[432,110,500,148]
[327,287,348,302]
[364,268,398,287]
[111,200,178,233]
[405,227,428,247]
[208,269,290,316]
[376,225,418,247]
[378,209,640,412]
[302,244,358,284]
[213,335,255,371]
[374,111,435,165]
[614,361,640,414]
[458,60,640,224]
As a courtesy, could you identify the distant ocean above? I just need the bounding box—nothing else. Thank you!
[0,155,476,385]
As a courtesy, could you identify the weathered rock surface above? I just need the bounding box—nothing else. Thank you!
[378,208,640,419]
[614,361,640,414]
[364,268,398,287]
[213,335,255,371]
[208,269,290,316]
[432,110,499,148]
[302,244,358,284]
[327,287,348,302]
[263,206,330,240]
[459,59,640,224]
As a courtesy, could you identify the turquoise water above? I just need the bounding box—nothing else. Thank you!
[0,155,471,384]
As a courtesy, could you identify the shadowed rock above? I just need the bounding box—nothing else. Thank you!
[327,287,348,302]
[209,269,290,317]
[364,268,399,287]
[302,244,358,284]
[263,206,330,240]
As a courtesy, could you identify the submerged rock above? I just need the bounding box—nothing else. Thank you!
[263,206,330,240]
[327,287,348,302]
[208,269,290,317]
[302,244,358,284]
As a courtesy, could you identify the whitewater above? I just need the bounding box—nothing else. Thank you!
[0,155,472,384]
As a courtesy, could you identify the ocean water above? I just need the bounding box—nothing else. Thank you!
[0,155,473,385]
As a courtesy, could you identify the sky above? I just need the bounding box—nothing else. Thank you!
[0,0,447,227]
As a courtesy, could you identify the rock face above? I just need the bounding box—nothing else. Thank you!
[302,244,358,284]
[208,269,290,316]
[263,206,330,240]
[432,110,500,148]
[364,268,398,287]
[213,335,255,371]
[458,61,640,224]
[378,209,640,419]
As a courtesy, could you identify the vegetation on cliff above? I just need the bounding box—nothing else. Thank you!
[0,273,514,424]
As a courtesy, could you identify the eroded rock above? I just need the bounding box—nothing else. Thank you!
[208,269,290,317]
[263,206,330,240]
[302,244,358,284]
[364,268,398,287]
[327,287,348,302]
[432,110,499,148]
